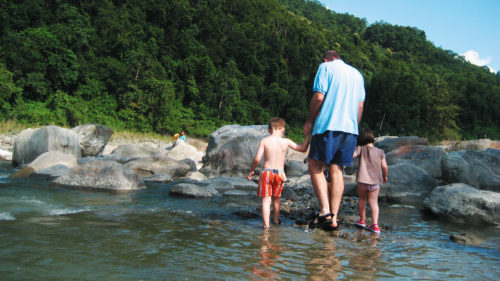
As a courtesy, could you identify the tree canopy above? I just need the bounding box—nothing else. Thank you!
[0,0,498,141]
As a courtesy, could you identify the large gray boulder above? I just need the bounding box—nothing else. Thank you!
[285,160,308,177]
[110,144,163,163]
[52,160,145,191]
[449,139,492,152]
[12,126,81,166]
[73,124,113,157]
[375,136,428,153]
[10,151,77,179]
[0,148,12,161]
[386,145,447,178]
[201,125,269,177]
[441,149,500,191]
[166,140,204,170]
[380,163,439,206]
[124,157,191,179]
[423,183,500,226]
[203,176,258,192]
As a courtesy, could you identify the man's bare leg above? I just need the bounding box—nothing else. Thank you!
[329,164,344,227]
[308,158,330,216]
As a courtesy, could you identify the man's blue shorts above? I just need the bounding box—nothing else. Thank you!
[308,131,357,167]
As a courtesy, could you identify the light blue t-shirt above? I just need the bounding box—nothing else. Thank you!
[312,59,365,135]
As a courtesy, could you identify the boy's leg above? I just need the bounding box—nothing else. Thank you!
[357,183,367,220]
[272,196,281,224]
[367,187,380,225]
[262,196,272,228]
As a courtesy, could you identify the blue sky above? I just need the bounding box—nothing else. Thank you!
[320,0,500,73]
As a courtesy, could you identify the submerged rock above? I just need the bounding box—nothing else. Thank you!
[450,233,482,245]
[169,183,216,198]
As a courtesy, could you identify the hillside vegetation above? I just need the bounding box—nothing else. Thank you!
[1,0,499,141]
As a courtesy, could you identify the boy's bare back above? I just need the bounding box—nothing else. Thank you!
[261,135,291,170]
[247,118,310,181]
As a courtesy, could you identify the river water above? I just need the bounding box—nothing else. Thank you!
[0,160,499,280]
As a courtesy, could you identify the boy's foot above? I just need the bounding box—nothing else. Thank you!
[272,219,282,225]
[367,224,381,233]
[354,219,366,228]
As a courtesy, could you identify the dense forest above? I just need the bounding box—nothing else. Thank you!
[0,0,499,141]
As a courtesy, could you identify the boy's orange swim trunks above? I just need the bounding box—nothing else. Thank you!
[257,169,286,197]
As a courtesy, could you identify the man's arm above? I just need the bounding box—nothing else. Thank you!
[358,101,364,125]
[303,92,325,135]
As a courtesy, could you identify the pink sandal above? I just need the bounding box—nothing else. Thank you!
[354,219,366,228]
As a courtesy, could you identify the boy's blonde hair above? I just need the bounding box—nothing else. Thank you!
[268,117,285,131]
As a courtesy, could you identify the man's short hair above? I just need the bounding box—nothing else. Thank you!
[357,128,375,146]
[269,117,285,131]
[323,50,340,61]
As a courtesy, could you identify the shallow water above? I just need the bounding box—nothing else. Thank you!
[0,161,499,280]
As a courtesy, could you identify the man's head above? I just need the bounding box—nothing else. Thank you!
[357,128,375,146]
[268,117,285,133]
[323,50,341,62]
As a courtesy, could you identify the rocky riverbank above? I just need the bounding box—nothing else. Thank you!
[2,123,500,233]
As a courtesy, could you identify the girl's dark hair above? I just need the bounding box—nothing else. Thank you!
[357,128,375,146]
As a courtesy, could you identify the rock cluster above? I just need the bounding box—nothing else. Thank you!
[2,123,499,228]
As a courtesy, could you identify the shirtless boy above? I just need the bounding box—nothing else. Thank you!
[247,117,311,229]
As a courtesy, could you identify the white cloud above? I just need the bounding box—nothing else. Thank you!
[461,50,496,73]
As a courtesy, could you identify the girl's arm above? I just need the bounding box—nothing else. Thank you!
[381,158,388,183]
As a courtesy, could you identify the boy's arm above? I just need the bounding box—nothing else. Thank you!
[287,134,311,153]
[381,157,388,183]
[247,141,265,180]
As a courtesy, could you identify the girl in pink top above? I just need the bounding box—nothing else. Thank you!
[352,128,388,233]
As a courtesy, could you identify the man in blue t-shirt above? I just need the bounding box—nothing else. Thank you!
[303,50,365,230]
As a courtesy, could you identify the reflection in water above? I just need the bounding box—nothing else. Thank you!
[306,232,342,280]
[250,228,285,280]
[348,230,382,279]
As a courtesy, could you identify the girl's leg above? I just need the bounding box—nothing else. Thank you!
[262,196,271,228]
[357,183,367,220]
[272,196,281,223]
[367,187,380,225]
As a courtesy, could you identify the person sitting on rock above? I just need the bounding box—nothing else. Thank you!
[178,131,186,141]
[247,117,311,229]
